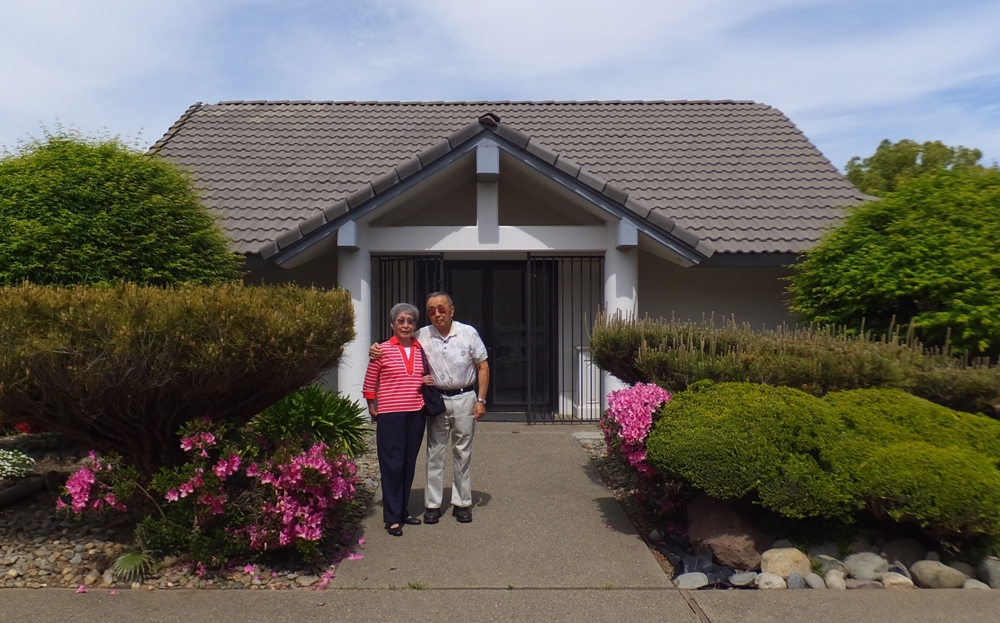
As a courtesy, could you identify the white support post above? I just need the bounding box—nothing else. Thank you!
[337,226,371,409]
[604,223,638,394]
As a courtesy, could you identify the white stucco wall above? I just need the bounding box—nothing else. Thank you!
[638,251,797,328]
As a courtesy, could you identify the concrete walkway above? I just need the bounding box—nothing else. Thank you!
[3,422,1000,622]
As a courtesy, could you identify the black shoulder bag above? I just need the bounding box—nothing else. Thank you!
[421,354,446,416]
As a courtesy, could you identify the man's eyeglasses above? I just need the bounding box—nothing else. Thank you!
[426,305,451,316]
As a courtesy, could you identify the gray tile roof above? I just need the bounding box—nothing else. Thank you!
[150,100,866,256]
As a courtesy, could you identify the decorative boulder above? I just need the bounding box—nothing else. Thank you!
[977,557,1000,588]
[760,548,811,579]
[686,495,772,570]
[755,572,787,590]
[910,560,966,589]
[843,552,889,581]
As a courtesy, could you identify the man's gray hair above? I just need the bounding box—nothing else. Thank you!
[389,302,420,324]
[425,291,453,306]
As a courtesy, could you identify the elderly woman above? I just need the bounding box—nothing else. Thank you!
[362,303,430,537]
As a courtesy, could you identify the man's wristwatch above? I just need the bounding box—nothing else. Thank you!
[477,397,487,406]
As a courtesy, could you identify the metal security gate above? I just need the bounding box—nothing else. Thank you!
[374,255,444,342]
[374,255,604,423]
[526,255,604,423]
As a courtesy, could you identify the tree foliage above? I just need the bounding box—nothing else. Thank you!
[845,138,984,197]
[0,132,242,286]
[788,167,1000,358]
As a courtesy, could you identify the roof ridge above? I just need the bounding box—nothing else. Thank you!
[207,99,761,107]
[148,102,204,154]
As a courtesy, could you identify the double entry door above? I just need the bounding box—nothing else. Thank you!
[374,255,603,420]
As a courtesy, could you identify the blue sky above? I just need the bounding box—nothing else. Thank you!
[2,0,998,171]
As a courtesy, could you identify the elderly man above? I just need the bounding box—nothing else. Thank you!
[371,291,489,524]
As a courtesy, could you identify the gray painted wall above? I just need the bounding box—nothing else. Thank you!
[638,251,797,328]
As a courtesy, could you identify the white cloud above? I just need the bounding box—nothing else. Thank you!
[1,0,998,168]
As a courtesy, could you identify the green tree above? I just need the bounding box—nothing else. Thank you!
[788,167,1000,358]
[0,132,242,286]
[845,139,984,196]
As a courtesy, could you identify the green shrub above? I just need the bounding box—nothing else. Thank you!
[590,313,1000,416]
[0,132,242,286]
[823,388,1000,459]
[788,167,1000,358]
[249,385,368,457]
[0,282,355,477]
[645,382,1000,544]
[854,441,1000,538]
[646,383,852,517]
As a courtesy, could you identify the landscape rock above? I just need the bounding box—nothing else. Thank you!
[880,537,926,569]
[887,561,912,580]
[729,571,757,588]
[947,561,975,579]
[786,572,806,589]
[770,539,795,549]
[760,548,810,579]
[963,579,991,590]
[925,551,941,562]
[686,495,772,570]
[804,572,826,589]
[881,572,914,589]
[825,569,847,590]
[755,572,787,590]
[813,554,846,575]
[976,556,1000,588]
[911,560,966,589]
[675,572,709,590]
[846,579,884,589]
[843,552,889,581]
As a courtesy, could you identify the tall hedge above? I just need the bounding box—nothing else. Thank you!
[0,132,242,286]
[0,283,354,477]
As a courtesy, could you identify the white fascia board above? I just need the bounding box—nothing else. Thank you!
[366,225,608,253]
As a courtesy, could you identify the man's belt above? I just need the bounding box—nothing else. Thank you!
[438,385,475,397]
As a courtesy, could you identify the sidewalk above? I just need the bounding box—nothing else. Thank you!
[2,422,999,622]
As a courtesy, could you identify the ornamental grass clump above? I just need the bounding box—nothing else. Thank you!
[590,313,1000,417]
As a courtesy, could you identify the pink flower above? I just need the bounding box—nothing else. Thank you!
[165,489,179,502]
[76,585,87,594]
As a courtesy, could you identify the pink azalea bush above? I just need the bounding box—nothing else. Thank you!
[600,382,671,478]
[600,382,688,537]
[58,413,359,568]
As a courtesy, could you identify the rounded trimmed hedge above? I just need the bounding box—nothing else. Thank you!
[645,382,1000,541]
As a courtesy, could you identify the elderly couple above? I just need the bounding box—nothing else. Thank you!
[362,292,489,537]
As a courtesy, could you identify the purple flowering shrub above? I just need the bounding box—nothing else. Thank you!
[59,413,359,567]
[600,382,689,536]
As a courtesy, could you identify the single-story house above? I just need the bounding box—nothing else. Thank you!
[150,100,866,421]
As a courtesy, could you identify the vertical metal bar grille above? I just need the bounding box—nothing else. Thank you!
[374,255,443,342]
[527,255,604,423]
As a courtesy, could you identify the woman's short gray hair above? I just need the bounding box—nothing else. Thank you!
[389,302,419,324]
